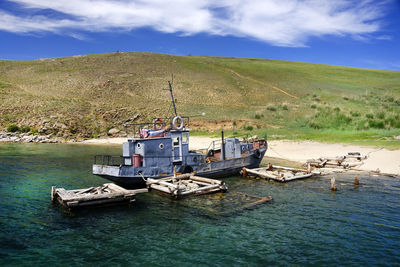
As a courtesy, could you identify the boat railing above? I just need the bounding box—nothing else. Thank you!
[93,155,124,166]
[207,140,222,153]
[94,154,207,166]
[124,116,190,138]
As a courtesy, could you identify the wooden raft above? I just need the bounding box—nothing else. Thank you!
[241,164,315,182]
[51,183,148,209]
[146,173,228,198]
[307,152,366,169]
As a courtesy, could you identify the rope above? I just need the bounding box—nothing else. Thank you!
[365,147,384,158]
[139,173,147,182]
[268,146,293,161]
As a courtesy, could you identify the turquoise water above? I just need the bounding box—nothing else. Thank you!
[0,143,399,266]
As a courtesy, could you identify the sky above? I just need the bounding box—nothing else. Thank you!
[0,0,399,71]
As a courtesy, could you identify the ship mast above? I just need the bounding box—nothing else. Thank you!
[168,76,178,117]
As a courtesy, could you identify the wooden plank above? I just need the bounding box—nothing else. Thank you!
[189,175,222,185]
[67,196,132,208]
[280,173,313,182]
[130,188,148,194]
[55,188,69,199]
[270,165,308,173]
[244,168,274,178]
[319,159,328,167]
[171,173,193,180]
[190,187,222,196]
[179,184,221,196]
[243,167,314,182]
[61,191,129,202]
[72,187,95,194]
[149,184,172,194]
[241,196,273,209]
[105,183,128,193]
[157,181,178,190]
[51,186,56,202]
[189,180,211,186]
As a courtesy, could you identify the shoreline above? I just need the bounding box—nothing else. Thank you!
[81,136,400,176]
[2,134,398,176]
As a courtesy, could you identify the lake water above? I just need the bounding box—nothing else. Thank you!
[1,143,399,266]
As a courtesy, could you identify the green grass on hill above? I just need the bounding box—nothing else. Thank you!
[0,52,399,147]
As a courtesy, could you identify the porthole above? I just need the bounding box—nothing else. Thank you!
[159,143,164,149]
[137,143,141,148]
[193,156,198,162]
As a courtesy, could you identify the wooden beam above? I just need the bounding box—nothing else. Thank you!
[189,176,222,185]
[179,184,221,196]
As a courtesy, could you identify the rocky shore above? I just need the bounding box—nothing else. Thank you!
[0,132,70,143]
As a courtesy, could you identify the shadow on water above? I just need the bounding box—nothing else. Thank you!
[1,143,400,266]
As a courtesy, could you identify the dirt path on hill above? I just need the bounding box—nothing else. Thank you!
[227,68,299,99]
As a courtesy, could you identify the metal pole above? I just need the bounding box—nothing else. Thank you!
[221,130,225,160]
[168,81,178,117]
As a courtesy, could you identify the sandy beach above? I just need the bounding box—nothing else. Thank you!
[82,137,400,176]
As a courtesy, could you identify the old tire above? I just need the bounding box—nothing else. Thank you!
[254,149,262,159]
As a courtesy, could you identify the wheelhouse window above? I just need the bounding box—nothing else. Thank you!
[173,137,179,146]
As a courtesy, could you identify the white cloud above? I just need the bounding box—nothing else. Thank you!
[376,35,392,40]
[0,0,392,46]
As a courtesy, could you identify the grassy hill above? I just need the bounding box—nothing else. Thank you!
[0,52,399,147]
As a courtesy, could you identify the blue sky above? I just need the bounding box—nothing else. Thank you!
[1,0,399,71]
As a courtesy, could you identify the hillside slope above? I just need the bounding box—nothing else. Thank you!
[0,52,399,144]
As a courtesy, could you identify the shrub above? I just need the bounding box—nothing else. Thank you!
[244,125,253,131]
[334,107,340,112]
[350,111,360,117]
[386,96,395,102]
[366,113,374,119]
[311,104,317,109]
[307,108,352,130]
[281,105,288,110]
[69,126,77,134]
[267,106,277,112]
[0,82,10,88]
[30,128,38,134]
[309,122,321,129]
[254,114,262,119]
[356,120,369,130]
[332,113,352,128]
[368,120,385,129]
[385,117,400,128]
[376,111,385,119]
[7,124,19,132]
[20,126,31,133]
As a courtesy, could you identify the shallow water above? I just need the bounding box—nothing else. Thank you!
[0,143,399,266]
